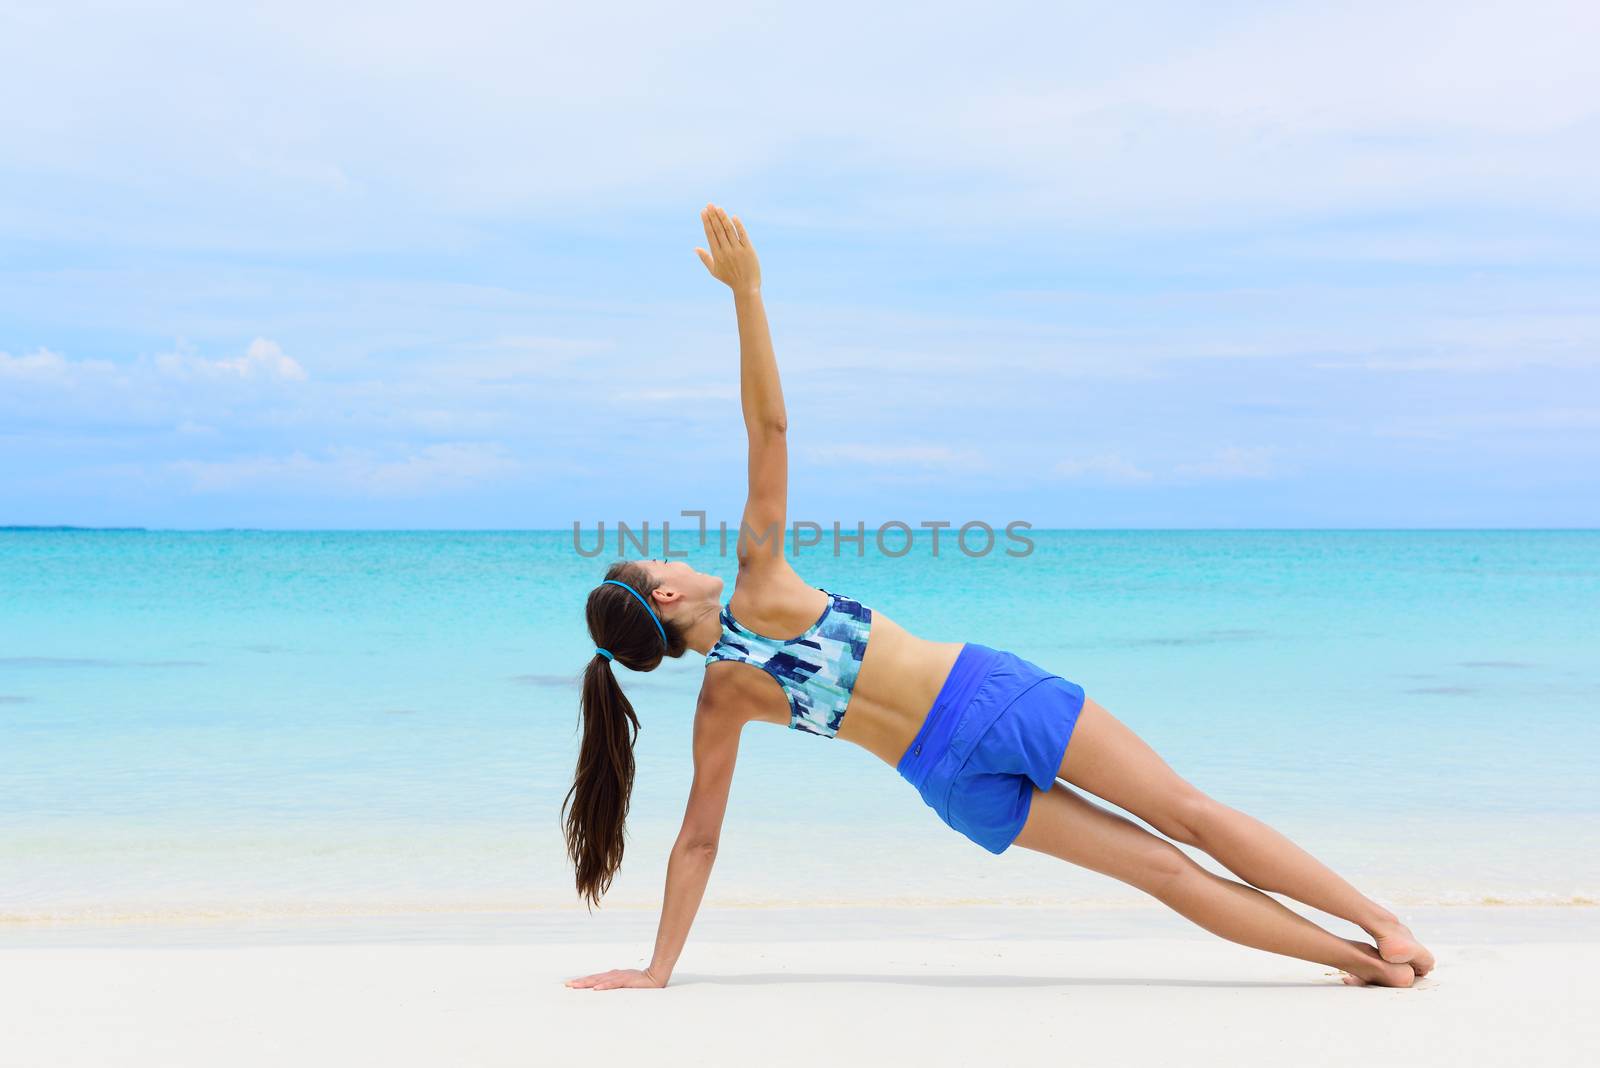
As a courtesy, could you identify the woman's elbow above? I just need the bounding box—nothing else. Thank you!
[678,836,720,858]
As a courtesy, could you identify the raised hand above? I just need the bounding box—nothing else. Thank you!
[694,203,761,294]
[563,966,664,991]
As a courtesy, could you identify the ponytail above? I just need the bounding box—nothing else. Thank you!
[562,653,640,910]
[563,561,687,909]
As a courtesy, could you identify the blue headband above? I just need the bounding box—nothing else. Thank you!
[601,578,669,649]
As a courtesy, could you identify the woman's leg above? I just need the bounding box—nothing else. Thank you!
[1012,780,1416,987]
[1057,698,1433,975]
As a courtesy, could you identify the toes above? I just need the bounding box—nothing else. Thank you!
[1353,966,1414,989]
[1339,942,1417,988]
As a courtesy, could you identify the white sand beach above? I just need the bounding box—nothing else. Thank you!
[5,906,1596,1067]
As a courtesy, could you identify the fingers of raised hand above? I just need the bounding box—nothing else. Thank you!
[718,208,742,248]
[731,214,749,246]
[701,208,719,253]
[705,203,739,249]
[702,205,726,253]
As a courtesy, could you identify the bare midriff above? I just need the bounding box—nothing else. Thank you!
[834,610,964,769]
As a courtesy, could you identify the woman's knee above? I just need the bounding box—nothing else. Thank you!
[1126,839,1194,895]
[1156,787,1223,848]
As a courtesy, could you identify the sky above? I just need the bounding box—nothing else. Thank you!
[2,0,1597,529]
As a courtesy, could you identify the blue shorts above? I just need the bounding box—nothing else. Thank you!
[896,643,1086,854]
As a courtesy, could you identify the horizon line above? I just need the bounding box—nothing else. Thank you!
[4,526,1598,535]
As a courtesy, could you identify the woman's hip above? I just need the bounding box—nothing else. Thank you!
[897,643,1086,853]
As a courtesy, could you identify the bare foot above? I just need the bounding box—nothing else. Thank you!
[1369,918,1436,977]
[1338,940,1416,988]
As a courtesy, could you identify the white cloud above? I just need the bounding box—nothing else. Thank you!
[0,347,117,384]
[445,335,621,381]
[806,443,990,473]
[2,1,1595,243]
[1,339,304,390]
[913,1,1600,226]
[1054,453,1154,484]
[2,3,1596,526]
[156,338,306,382]
[1234,231,1591,267]
[1376,407,1600,438]
[1174,447,1277,481]
[615,385,739,404]
[169,443,517,496]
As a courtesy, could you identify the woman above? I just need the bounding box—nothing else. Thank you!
[564,205,1433,991]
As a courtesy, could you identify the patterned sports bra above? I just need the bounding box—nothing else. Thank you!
[705,588,874,738]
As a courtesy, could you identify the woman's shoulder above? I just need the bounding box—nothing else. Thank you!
[725,560,831,639]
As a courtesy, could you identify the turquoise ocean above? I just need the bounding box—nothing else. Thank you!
[2,530,1597,928]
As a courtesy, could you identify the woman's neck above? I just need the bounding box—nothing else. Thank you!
[678,598,724,656]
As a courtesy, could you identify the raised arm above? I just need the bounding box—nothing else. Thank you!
[695,204,788,571]
[564,683,744,991]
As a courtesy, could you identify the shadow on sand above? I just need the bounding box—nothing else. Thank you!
[668,972,1332,989]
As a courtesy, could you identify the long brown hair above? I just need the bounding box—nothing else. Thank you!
[563,561,687,909]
